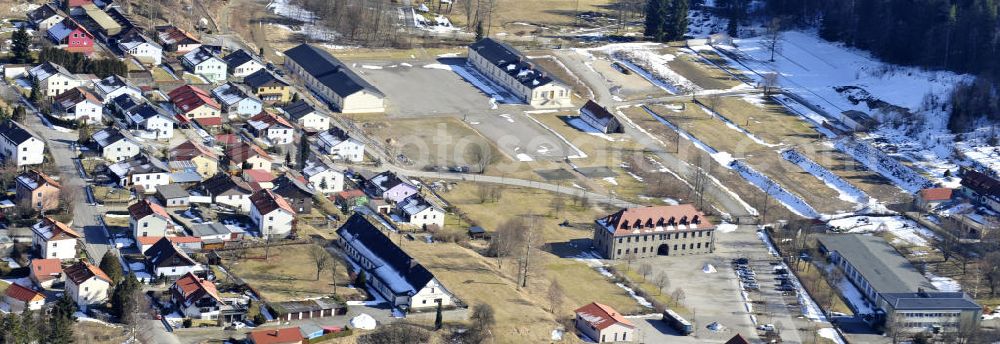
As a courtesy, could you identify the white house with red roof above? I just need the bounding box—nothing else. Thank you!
[64,261,112,309]
[129,199,175,238]
[29,258,63,289]
[31,217,81,260]
[171,272,223,319]
[246,111,295,145]
[249,189,295,239]
[4,283,46,312]
[915,187,954,210]
[574,302,635,343]
[593,204,716,260]
[169,85,222,127]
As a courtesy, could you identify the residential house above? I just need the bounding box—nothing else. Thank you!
[915,188,954,211]
[52,87,102,123]
[243,169,277,190]
[129,199,175,238]
[108,154,171,192]
[125,103,175,140]
[29,258,63,289]
[82,3,120,36]
[0,120,44,166]
[249,189,296,239]
[28,62,83,98]
[574,302,635,343]
[156,184,190,207]
[397,195,445,229]
[31,217,81,260]
[15,169,61,212]
[579,100,622,134]
[227,142,273,171]
[283,44,385,113]
[117,30,163,65]
[94,75,142,104]
[155,25,201,53]
[169,85,223,128]
[246,327,304,344]
[171,272,222,320]
[316,127,363,162]
[223,49,265,78]
[960,169,1000,212]
[817,234,982,333]
[468,38,571,108]
[169,140,219,178]
[194,173,254,213]
[272,172,315,213]
[188,222,241,247]
[364,171,418,204]
[144,237,202,278]
[244,69,292,103]
[302,161,344,194]
[92,127,140,162]
[282,100,330,132]
[4,283,46,313]
[47,18,94,54]
[593,204,716,260]
[337,214,457,310]
[64,261,112,309]
[181,46,227,83]
[27,4,65,31]
[333,189,367,208]
[246,111,294,145]
[212,82,263,117]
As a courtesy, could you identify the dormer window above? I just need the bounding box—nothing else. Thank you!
[680,215,688,225]
[667,217,676,226]
[632,219,642,228]
[692,215,700,224]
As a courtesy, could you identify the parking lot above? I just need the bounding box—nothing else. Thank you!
[349,59,579,162]
[633,225,810,343]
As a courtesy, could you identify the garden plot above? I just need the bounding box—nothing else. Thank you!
[641,103,856,216]
[697,31,991,187]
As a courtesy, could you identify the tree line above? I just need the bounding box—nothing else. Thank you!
[760,0,1000,133]
[37,47,129,79]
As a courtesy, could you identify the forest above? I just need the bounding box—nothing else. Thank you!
[757,0,1000,132]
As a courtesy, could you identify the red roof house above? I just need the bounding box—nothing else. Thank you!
[4,283,46,312]
[916,187,954,210]
[29,258,63,288]
[574,302,635,343]
[246,327,304,344]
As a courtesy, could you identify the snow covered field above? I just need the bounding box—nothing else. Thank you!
[266,0,340,42]
[701,30,997,186]
[827,216,937,247]
[781,149,870,206]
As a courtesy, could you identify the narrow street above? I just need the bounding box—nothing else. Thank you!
[20,104,110,263]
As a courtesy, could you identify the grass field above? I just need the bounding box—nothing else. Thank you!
[642,102,855,214]
[448,0,617,31]
[223,244,360,302]
[664,46,746,90]
[92,186,132,204]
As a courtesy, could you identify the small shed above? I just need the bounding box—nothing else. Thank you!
[299,323,324,340]
[468,226,487,239]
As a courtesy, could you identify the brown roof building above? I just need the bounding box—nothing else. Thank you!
[574,302,635,343]
[15,169,61,211]
[593,204,716,260]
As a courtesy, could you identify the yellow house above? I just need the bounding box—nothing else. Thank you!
[169,140,219,178]
[244,69,292,104]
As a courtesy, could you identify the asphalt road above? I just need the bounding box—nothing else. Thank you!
[19,96,110,264]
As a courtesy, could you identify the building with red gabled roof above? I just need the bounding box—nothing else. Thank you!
[227,142,274,171]
[129,199,175,238]
[30,216,81,260]
[246,327,304,344]
[250,189,295,239]
[171,272,223,319]
[16,169,62,212]
[169,140,219,178]
[64,261,112,309]
[593,204,716,260]
[915,187,954,210]
[29,258,63,289]
[4,283,46,312]
[574,302,634,343]
[155,25,201,53]
[169,85,221,124]
[246,111,294,145]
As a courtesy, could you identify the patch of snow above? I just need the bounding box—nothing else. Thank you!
[566,117,616,142]
[515,153,533,162]
[602,177,618,186]
[827,215,937,247]
[616,282,653,308]
[781,149,870,205]
[926,273,961,292]
[662,198,679,205]
[702,264,717,273]
[717,223,737,233]
[818,328,846,344]
[360,65,382,70]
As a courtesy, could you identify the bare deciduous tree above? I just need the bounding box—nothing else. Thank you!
[671,288,686,307]
[308,245,333,281]
[638,263,652,281]
[547,280,564,313]
[655,272,670,295]
[761,72,780,95]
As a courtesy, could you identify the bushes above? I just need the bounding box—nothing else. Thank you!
[309,328,353,343]
[37,47,128,78]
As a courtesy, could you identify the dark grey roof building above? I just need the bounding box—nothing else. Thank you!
[466,38,571,108]
[817,234,981,334]
[282,44,385,113]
